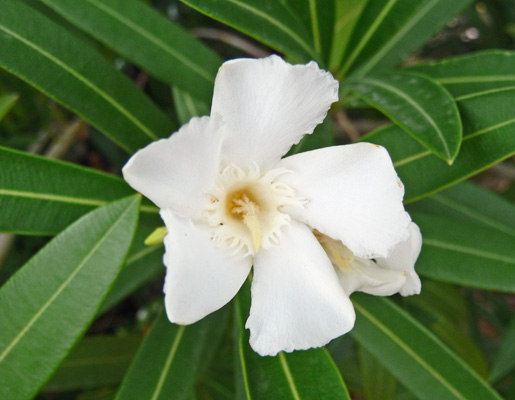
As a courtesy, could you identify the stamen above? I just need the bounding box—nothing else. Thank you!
[232,195,262,252]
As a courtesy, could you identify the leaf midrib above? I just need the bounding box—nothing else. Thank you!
[0,24,158,144]
[84,0,215,83]
[423,238,515,263]
[187,0,316,59]
[429,194,515,237]
[0,198,136,364]
[354,302,474,400]
[354,0,440,77]
[357,76,452,159]
[149,325,186,400]
[0,188,158,213]
[338,0,398,77]
[393,116,515,167]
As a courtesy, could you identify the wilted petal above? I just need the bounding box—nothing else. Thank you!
[279,143,411,259]
[161,209,252,325]
[211,55,338,170]
[376,222,422,296]
[123,116,224,219]
[246,220,355,356]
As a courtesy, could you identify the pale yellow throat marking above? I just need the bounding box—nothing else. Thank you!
[313,230,353,271]
[230,193,262,252]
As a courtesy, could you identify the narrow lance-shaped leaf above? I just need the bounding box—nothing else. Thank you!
[329,0,364,71]
[489,316,515,383]
[0,93,18,122]
[363,88,515,202]
[411,212,515,293]
[0,195,140,400]
[234,281,351,400]
[115,308,228,400]
[99,221,164,314]
[358,346,397,400]
[284,0,335,65]
[0,146,157,235]
[39,0,222,105]
[407,181,515,238]
[172,87,210,125]
[343,72,461,162]
[180,0,317,62]
[0,0,174,153]
[408,50,515,98]
[43,335,142,392]
[351,295,503,400]
[338,0,473,78]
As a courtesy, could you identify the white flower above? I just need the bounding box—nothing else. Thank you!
[316,222,422,297]
[122,55,415,356]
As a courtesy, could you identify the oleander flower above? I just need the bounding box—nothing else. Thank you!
[316,222,422,297]
[123,55,416,356]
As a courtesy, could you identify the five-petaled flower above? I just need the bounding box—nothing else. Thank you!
[123,55,421,356]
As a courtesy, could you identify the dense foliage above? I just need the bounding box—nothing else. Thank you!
[0,0,514,399]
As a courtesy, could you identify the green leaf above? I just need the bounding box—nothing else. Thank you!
[172,87,210,125]
[44,335,142,391]
[284,0,335,65]
[408,51,515,98]
[0,0,173,153]
[99,233,163,314]
[363,88,515,202]
[329,0,364,71]
[0,195,140,400]
[403,281,489,377]
[407,182,515,238]
[344,72,461,162]
[234,281,351,400]
[359,346,397,400]
[38,0,222,105]
[351,295,502,400]
[0,146,157,235]
[0,93,19,122]
[490,316,515,383]
[338,0,473,78]
[289,116,335,155]
[180,0,317,62]
[115,308,227,400]
[411,213,515,293]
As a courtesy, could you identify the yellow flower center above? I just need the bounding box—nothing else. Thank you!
[227,190,262,252]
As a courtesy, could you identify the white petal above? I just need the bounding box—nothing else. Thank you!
[278,143,411,259]
[211,55,338,170]
[122,115,223,218]
[161,209,252,325]
[335,258,407,296]
[246,220,355,356]
[376,222,422,296]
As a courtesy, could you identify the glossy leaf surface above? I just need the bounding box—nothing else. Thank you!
[351,295,502,400]
[409,51,515,98]
[39,0,222,104]
[364,88,515,202]
[329,0,364,70]
[0,0,173,152]
[180,0,317,61]
[408,181,515,238]
[115,308,227,400]
[234,282,351,400]
[0,196,140,400]
[339,0,473,78]
[0,146,156,235]
[344,72,461,162]
[412,213,515,292]
[44,335,142,391]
